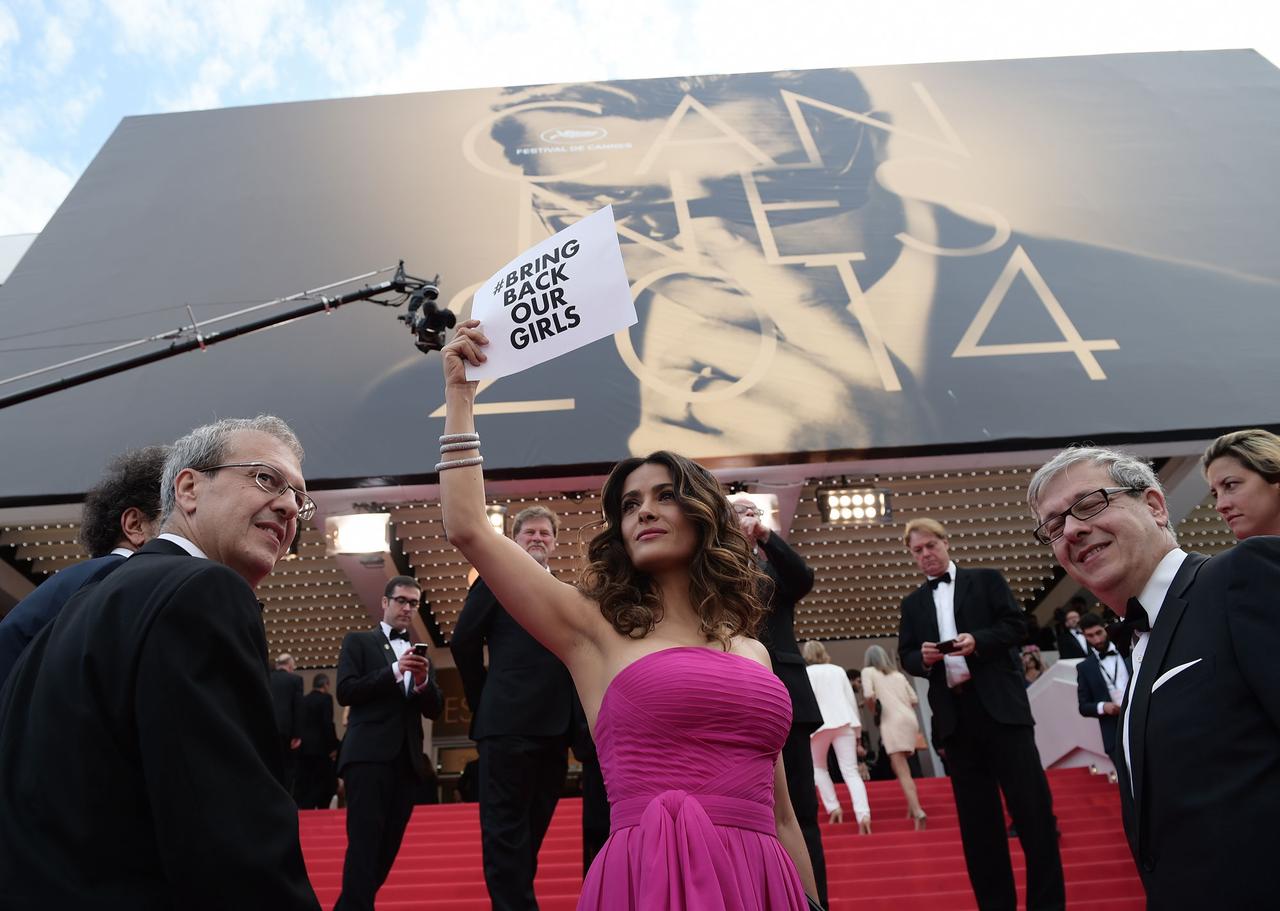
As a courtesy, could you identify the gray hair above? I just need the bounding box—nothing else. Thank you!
[864,644,899,674]
[160,415,304,524]
[1027,446,1175,543]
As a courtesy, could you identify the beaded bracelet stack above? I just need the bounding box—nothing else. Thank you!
[436,433,482,472]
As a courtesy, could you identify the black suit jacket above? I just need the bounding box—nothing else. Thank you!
[301,689,339,757]
[336,627,443,779]
[1055,625,1088,659]
[270,667,305,740]
[898,566,1032,743]
[0,538,319,910]
[1075,649,1131,755]
[0,552,126,691]
[1114,541,1280,907]
[757,533,822,730]
[449,576,575,741]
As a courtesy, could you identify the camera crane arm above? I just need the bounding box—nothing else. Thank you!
[0,262,443,411]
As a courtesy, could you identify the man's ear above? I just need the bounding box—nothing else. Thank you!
[1145,487,1171,528]
[117,507,152,549]
[172,468,201,518]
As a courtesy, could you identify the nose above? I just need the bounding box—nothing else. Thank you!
[270,488,299,520]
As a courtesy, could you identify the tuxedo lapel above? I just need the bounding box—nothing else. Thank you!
[952,569,972,632]
[911,588,941,641]
[374,629,397,668]
[1125,553,1207,851]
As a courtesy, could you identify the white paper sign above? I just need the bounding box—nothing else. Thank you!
[466,205,635,382]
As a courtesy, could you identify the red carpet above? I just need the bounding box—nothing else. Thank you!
[299,767,1143,909]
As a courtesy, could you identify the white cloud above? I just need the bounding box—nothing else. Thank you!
[0,4,20,78]
[0,133,75,234]
[41,16,75,75]
[160,55,235,111]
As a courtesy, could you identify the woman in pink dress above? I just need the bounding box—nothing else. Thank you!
[437,320,820,910]
[861,645,927,829]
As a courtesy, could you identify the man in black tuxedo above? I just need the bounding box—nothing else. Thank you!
[450,505,575,911]
[898,517,1065,911]
[0,445,167,690]
[335,575,443,911]
[1054,598,1089,659]
[1029,446,1280,908]
[1074,613,1130,756]
[271,651,305,797]
[0,415,320,909]
[297,672,340,809]
[730,494,828,908]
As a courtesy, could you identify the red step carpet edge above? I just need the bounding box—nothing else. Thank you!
[300,767,1142,909]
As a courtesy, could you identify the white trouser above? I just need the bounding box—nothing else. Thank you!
[810,724,870,820]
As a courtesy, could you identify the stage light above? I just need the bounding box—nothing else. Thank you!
[817,486,892,525]
[325,513,391,555]
[486,504,508,534]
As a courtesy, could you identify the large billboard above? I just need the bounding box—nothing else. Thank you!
[1,51,1278,499]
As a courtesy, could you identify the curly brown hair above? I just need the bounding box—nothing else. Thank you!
[579,451,767,649]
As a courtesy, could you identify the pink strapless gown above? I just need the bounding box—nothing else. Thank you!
[578,646,808,910]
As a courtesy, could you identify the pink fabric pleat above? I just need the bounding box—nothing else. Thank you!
[576,647,807,911]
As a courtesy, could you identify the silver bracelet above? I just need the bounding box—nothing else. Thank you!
[440,441,480,453]
[439,432,480,445]
[435,456,484,472]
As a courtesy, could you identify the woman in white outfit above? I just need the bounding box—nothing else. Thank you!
[801,640,872,833]
[861,645,927,829]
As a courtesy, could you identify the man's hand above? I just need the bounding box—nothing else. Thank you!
[951,633,977,657]
[1102,702,1121,717]
[922,642,943,667]
[398,653,430,687]
[737,513,771,543]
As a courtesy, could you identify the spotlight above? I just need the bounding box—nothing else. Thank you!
[325,513,391,555]
[486,504,508,534]
[817,486,892,525]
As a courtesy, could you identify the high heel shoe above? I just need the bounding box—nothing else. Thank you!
[827,807,843,824]
[911,811,928,831]
[857,816,872,835]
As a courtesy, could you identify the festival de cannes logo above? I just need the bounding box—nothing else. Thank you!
[540,127,609,144]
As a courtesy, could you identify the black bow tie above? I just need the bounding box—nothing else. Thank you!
[1107,597,1151,648]
[927,572,952,590]
[1098,648,1120,659]
[388,628,410,642]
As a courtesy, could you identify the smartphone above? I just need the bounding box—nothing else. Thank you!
[412,643,429,657]
[936,639,958,654]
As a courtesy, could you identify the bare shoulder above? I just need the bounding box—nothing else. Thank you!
[732,636,772,669]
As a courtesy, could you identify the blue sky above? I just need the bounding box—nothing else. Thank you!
[1,0,1276,236]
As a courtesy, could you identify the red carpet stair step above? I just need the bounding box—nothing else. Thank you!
[299,767,1142,910]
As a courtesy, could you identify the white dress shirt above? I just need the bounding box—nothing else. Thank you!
[1093,647,1130,714]
[157,533,207,559]
[381,620,428,695]
[929,561,972,688]
[1069,627,1088,654]
[1121,547,1188,791]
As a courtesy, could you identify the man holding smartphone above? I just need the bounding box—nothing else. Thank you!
[335,575,443,911]
[897,518,1064,911]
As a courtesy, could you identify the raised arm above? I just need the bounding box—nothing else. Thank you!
[437,321,607,665]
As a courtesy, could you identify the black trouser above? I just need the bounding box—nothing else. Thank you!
[279,735,299,797]
[781,724,827,908]
[578,750,609,876]
[295,753,337,809]
[478,735,568,911]
[942,690,1065,911]
[335,751,418,911]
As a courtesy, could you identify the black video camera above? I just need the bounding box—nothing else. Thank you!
[398,278,455,353]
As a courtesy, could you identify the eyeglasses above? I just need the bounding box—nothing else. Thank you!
[732,504,762,518]
[1033,487,1144,545]
[388,595,421,609]
[199,462,316,521]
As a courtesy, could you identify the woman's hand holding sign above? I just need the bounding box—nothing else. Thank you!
[442,320,489,391]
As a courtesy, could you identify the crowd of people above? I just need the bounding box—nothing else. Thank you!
[0,338,1274,911]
